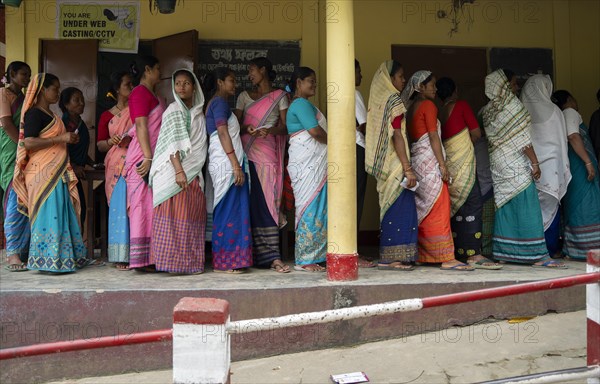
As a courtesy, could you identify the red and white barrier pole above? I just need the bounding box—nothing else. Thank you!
[172,298,231,384]
[588,250,600,383]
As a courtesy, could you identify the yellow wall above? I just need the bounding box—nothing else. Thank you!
[6,0,599,232]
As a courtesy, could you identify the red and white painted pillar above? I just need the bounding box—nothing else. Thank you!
[325,0,359,282]
[173,298,231,384]
[588,250,600,381]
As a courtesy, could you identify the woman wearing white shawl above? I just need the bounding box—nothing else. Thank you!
[521,75,572,257]
[365,61,418,271]
[149,69,208,274]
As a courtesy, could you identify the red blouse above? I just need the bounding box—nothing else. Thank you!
[407,99,438,141]
[96,110,114,142]
[440,100,479,140]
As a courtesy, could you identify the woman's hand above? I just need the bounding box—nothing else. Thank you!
[175,170,188,191]
[585,162,596,181]
[61,132,79,144]
[257,127,269,138]
[136,158,152,177]
[108,134,122,146]
[73,165,86,180]
[404,169,417,189]
[531,163,541,180]
[246,125,259,136]
[439,163,449,183]
[233,167,245,186]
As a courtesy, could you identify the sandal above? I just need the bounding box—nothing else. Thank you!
[532,259,568,269]
[440,261,475,271]
[214,268,247,274]
[270,260,291,273]
[294,264,326,272]
[4,263,28,272]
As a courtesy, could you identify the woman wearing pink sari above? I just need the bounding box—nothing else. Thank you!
[234,57,290,273]
[97,71,133,270]
[126,56,164,271]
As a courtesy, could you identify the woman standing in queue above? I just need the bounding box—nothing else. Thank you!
[97,71,133,270]
[286,67,328,272]
[13,73,88,272]
[149,69,208,274]
[1,61,31,271]
[234,57,290,273]
[203,67,253,274]
[365,60,417,271]
[402,70,473,271]
[126,55,164,271]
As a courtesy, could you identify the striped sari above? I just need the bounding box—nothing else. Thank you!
[365,61,418,263]
[238,90,287,267]
[13,73,87,272]
[408,103,454,263]
[482,70,548,263]
[105,108,132,263]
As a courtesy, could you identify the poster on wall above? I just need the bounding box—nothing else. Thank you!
[57,1,140,53]
[197,40,300,101]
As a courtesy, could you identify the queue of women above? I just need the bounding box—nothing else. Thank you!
[1,57,599,274]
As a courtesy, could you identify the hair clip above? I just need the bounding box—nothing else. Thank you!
[106,91,117,101]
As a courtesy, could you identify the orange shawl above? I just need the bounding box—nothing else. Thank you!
[12,73,80,224]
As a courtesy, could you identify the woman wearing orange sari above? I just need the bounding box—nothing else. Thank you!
[13,73,88,272]
[402,71,473,271]
[97,71,133,270]
[234,57,290,273]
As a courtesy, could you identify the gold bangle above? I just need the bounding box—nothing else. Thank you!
[585,162,593,166]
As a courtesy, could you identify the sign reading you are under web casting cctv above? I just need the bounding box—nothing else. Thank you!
[57,1,141,53]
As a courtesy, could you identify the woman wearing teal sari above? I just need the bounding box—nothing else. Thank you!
[13,73,88,272]
[552,90,600,260]
[1,61,31,271]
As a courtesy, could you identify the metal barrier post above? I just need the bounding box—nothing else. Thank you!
[173,298,231,384]
[588,250,600,384]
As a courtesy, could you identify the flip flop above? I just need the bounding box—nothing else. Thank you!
[377,263,414,271]
[114,263,130,271]
[84,259,106,267]
[214,268,246,274]
[440,262,475,271]
[270,261,291,273]
[532,259,568,269]
[468,258,503,270]
[294,264,326,272]
[4,263,28,272]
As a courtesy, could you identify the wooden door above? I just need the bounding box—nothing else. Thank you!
[391,45,488,113]
[153,30,198,105]
[40,39,99,138]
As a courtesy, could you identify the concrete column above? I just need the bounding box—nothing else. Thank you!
[325,0,358,281]
[173,298,231,384]
[587,250,600,382]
